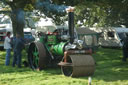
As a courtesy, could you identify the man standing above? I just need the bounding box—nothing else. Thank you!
[122,36,128,62]
[4,32,11,66]
[12,33,25,68]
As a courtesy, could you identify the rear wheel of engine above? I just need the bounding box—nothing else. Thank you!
[28,42,48,70]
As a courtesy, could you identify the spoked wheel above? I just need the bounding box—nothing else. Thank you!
[28,42,48,70]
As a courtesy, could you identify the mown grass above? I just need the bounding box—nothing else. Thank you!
[0,48,128,85]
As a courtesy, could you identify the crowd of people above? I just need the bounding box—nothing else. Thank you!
[4,32,25,68]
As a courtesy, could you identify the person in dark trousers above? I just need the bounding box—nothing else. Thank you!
[4,32,11,66]
[122,36,128,62]
[12,33,25,68]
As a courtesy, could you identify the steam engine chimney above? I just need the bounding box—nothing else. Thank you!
[66,7,75,44]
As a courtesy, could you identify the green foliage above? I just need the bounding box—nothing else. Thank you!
[0,48,128,85]
[75,2,107,27]
[3,0,32,9]
[74,0,128,27]
[52,0,83,6]
[2,0,128,28]
[24,4,34,11]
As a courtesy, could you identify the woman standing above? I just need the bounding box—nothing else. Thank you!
[4,32,11,66]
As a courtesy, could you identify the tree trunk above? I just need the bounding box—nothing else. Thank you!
[11,8,25,37]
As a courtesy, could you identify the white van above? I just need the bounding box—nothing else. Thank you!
[90,27,128,47]
[0,15,12,48]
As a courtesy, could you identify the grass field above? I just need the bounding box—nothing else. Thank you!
[0,48,128,85]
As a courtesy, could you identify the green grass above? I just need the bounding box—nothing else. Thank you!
[0,48,128,85]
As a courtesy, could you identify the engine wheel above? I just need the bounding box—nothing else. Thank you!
[28,42,48,70]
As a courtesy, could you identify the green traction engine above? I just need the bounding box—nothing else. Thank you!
[28,7,95,77]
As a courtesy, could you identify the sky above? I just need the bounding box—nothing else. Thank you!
[36,18,54,27]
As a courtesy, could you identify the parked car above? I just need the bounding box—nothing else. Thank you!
[10,29,35,48]
[24,31,35,44]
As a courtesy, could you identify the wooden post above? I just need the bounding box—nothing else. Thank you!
[88,77,91,85]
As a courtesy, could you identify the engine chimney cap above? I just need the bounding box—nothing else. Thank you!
[66,7,75,12]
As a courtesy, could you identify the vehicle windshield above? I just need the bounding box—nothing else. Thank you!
[24,32,32,36]
[24,32,35,43]
[36,26,56,33]
[0,17,11,24]
[125,33,128,37]
[118,32,126,39]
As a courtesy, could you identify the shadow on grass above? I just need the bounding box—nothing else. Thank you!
[0,62,62,76]
[0,64,32,74]
[42,67,62,75]
[92,48,128,82]
[1,47,128,82]
[0,50,31,74]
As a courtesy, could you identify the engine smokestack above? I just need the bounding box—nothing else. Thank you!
[66,7,75,44]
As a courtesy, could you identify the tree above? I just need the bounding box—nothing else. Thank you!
[0,0,33,37]
[0,0,69,37]
[74,0,128,27]
[75,2,107,27]
[1,0,128,37]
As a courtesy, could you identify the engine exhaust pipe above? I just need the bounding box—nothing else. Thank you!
[66,7,75,44]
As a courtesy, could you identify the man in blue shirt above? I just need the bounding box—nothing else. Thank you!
[12,33,25,68]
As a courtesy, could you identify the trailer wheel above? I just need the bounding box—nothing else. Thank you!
[28,42,48,70]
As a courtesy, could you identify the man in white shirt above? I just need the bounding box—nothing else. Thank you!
[4,32,11,66]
